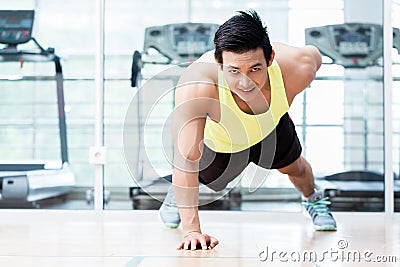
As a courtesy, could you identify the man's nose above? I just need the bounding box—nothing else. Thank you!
[238,74,252,88]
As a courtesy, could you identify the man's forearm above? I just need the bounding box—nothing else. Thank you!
[179,206,201,235]
[173,168,201,235]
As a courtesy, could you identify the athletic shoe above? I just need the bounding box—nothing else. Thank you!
[159,185,181,228]
[302,190,337,231]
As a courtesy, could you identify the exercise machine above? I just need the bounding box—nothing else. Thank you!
[305,23,400,68]
[305,23,400,211]
[0,10,75,206]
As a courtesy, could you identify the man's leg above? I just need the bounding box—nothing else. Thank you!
[159,185,181,228]
[278,156,314,198]
[278,156,337,231]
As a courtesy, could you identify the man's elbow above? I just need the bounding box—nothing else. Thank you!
[307,45,322,71]
[173,148,202,172]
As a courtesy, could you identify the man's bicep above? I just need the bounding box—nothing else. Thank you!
[172,81,214,168]
[173,117,206,174]
[173,85,209,147]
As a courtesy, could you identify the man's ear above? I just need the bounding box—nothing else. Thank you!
[214,56,223,70]
[268,49,275,67]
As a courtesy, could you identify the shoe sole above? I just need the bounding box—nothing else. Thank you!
[164,222,180,229]
[315,225,337,231]
[158,211,180,229]
[302,206,337,231]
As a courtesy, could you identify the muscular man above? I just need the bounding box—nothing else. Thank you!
[159,10,336,250]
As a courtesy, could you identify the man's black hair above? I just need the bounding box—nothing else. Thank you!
[214,10,273,64]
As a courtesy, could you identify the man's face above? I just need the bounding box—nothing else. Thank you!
[220,47,269,102]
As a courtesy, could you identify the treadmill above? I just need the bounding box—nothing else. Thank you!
[0,10,75,206]
[305,23,400,211]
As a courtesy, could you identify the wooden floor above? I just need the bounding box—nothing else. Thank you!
[0,210,399,266]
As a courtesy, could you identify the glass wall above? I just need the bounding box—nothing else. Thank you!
[0,0,396,212]
[0,0,96,209]
[107,0,388,212]
[292,0,387,212]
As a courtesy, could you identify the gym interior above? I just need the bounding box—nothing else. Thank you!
[0,0,399,266]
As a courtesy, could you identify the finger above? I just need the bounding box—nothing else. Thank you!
[209,238,219,249]
[190,239,198,251]
[199,236,208,250]
[176,242,184,250]
[183,240,191,250]
[190,238,197,250]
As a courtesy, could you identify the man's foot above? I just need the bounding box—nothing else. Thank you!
[159,186,181,228]
[302,191,337,231]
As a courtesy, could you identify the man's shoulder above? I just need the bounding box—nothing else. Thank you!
[197,50,215,62]
[273,42,320,67]
[272,42,321,100]
[175,57,218,116]
[177,51,218,99]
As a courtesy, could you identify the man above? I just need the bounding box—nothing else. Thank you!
[159,10,336,250]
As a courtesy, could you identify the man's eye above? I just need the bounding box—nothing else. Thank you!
[251,67,261,72]
[229,69,239,74]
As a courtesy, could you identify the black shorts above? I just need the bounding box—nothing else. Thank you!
[198,112,302,191]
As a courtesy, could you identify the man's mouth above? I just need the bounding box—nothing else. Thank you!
[240,87,255,93]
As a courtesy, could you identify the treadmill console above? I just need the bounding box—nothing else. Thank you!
[0,10,34,46]
[305,23,400,68]
[333,25,374,56]
[143,23,219,64]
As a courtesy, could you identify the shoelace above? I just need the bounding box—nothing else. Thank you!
[302,197,332,217]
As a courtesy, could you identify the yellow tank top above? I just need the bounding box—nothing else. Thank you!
[203,60,289,153]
